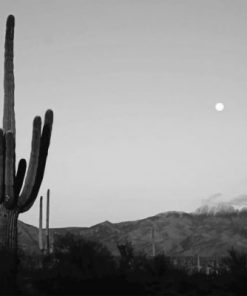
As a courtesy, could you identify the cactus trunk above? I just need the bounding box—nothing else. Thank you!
[0,206,18,250]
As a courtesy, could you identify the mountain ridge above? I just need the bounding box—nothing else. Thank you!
[18,210,247,258]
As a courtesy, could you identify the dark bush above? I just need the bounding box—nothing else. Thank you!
[0,247,20,294]
[53,232,116,279]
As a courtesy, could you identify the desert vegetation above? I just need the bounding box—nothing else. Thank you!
[0,232,245,295]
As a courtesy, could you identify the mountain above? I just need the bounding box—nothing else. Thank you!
[18,220,40,254]
[18,210,247,257]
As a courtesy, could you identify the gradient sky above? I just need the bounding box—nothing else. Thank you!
[1,0,247,227]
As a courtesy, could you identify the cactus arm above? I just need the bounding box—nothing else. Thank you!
[17,117,41,210]
[0,129,4,202]
[14,158,26,197]
[3,15,15,137]
[19,110,53,213]
[4,131,15,208]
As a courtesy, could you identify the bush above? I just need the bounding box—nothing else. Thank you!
[0,247,20,294]
[221,248,247,294]
[53,232,116,279]
[33,233,118,294]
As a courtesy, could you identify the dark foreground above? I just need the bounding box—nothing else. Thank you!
[1,233,247,296]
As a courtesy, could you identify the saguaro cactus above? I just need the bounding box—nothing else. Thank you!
[39,190,51,256]
[0,15,53,252]
[39,196,43,252]
[46,189,50,253]
[151,226,156,257]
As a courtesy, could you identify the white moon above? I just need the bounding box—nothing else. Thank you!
[215,103,224,111]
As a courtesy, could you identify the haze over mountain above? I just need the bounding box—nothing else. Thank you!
[194,192,247,213]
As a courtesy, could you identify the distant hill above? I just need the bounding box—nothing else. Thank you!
[18,220,40,254]
[18,210,247,257]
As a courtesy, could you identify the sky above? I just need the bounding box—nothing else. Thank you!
[1,0,247,227]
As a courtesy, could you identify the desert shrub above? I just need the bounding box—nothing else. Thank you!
[53,232,116,279]
[116,243,187,295]
[32,233,118,294]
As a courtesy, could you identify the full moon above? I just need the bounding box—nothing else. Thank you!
[215,103,224,112]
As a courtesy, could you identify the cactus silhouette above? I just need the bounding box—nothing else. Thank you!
[46,189,50,254]
[0,15,53,251]
[39,196,43,252]
[38,189,50,254]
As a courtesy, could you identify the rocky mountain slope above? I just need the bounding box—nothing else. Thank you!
[18,210,247,257]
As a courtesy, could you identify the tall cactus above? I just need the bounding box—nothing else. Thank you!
[38,190,50,254]
[151,226,156,257]
[46,189,50,254]
[0,15,53,252]
[39,196,43,252]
